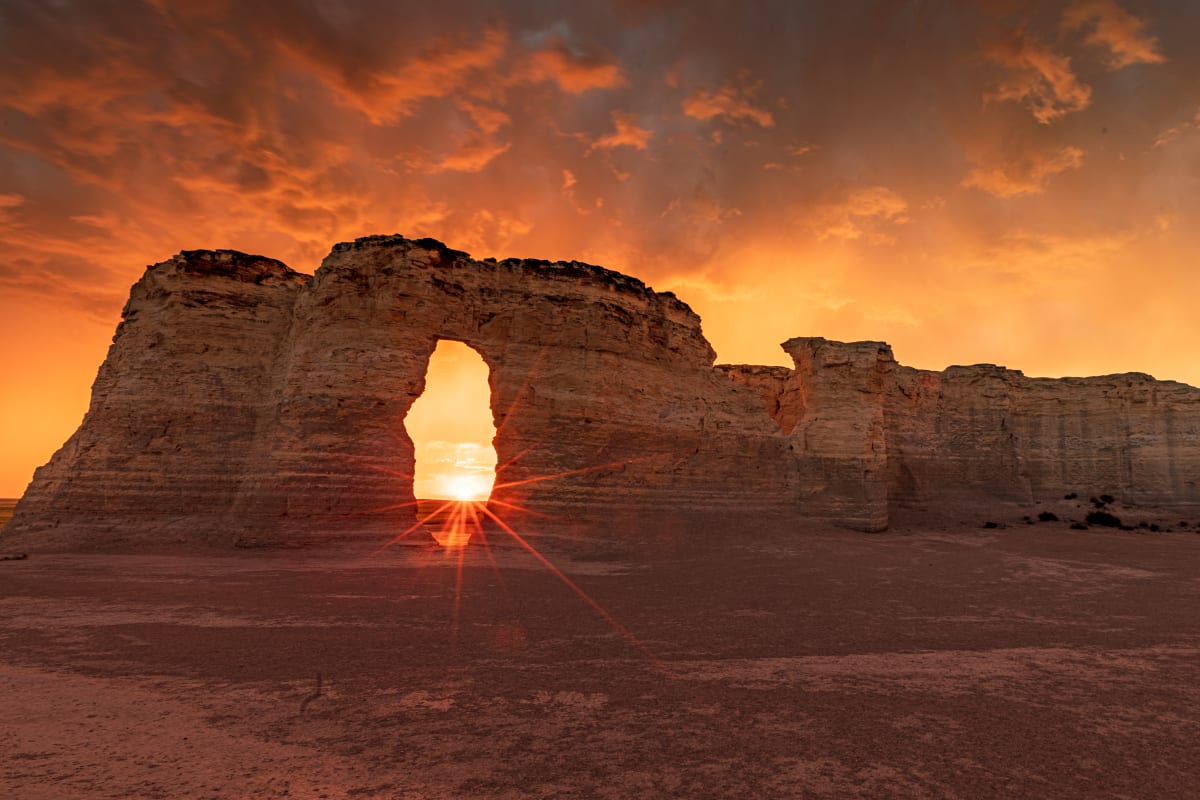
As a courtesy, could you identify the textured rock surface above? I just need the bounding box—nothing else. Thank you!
[7,237,793,548]
[8,251,307,546]
[6,236,1200,548]
[739,338,1200,524]
[886,362,1200,511]
[783,338,892,532]
[231,235,796,545]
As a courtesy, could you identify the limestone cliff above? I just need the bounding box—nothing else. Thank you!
[5,236,1199,548]
[885,362,1200,510]
[7,236,791,548]
[229,235,793,545]
[730,339,1200,525]
[9,251,307,546]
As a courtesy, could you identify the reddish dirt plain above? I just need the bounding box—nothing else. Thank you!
[3,521,1200,799]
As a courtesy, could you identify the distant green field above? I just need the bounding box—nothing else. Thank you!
[0,498,17,529]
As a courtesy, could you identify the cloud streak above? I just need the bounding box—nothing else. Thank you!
[812,187,909,243]
[589,111,653,152]
[682,83,774,127]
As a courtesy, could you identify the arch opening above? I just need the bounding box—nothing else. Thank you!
[403,340,497,545]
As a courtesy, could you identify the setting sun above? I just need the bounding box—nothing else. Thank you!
[403,340,498,504]
[442,473,493,503]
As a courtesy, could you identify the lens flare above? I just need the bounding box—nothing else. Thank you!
[429,500,482,548]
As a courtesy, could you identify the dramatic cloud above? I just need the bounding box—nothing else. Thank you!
[812,187,909,243]
[682,84,774,127]
[1,0,1198,495]
[1062,0,1166,68]
[514,38,626,93]
[423,136,513,174]
[986,30,1092,124]
[589,111,653,151]
[289,26,510,123]
[963,146,1085,198]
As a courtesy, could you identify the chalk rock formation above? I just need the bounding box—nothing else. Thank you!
[7,237,794,548]
[730,338,1200,519]
[5,236,1200,549]
[885,361,1200,510]
[9,251,308,545]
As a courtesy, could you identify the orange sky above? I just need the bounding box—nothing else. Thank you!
[1,0,1198,497]
[404,341,498,501]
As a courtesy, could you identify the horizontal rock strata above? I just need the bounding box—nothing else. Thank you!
[725,338,1200,524]
[6,237,1199,548]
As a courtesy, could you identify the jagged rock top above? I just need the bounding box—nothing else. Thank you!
[140,242,1193,391]
[325,234,695,315]
[783,336,893,353]
[934,363,1169,386]
[157,250,309,286]
[715,364,794,379]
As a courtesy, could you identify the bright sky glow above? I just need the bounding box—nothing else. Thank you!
[404,341,497,502]
[1,1,1198,496]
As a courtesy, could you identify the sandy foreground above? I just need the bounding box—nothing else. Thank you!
[2,524,1200,799]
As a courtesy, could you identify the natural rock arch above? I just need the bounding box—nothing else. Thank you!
[5,235,1200,550]
[228,236,798,546]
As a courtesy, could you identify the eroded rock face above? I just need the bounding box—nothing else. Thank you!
[740,338,1200,522]
[885,363,1200,510]
[8,251,308,546]
[6,236,1200,548]
[6,237,794,548]
[229,236,796,545]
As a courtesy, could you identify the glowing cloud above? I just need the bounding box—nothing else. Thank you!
[589,111,653,152]
[812,186,909,243]
[986,30,1092,124]
[963,146,1085,198]
[294,26,510,123]
[423,135,513,174]
[682,84,774,127]
[1062,0,1166,68]
[514,39,626,93]
[1153,108,1200,148]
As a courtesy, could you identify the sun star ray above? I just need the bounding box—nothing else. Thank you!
[478,504,657,663]
[371,499,457,555]
[470,515,515,607]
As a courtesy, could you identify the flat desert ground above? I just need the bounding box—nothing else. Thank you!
[3,519,1200,799]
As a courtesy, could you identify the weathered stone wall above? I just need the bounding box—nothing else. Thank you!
[6,236,796,548]
[8,251,308,546]
[886,363,1200,510]
[733,338,1200,522]
[6,235,1199,549]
